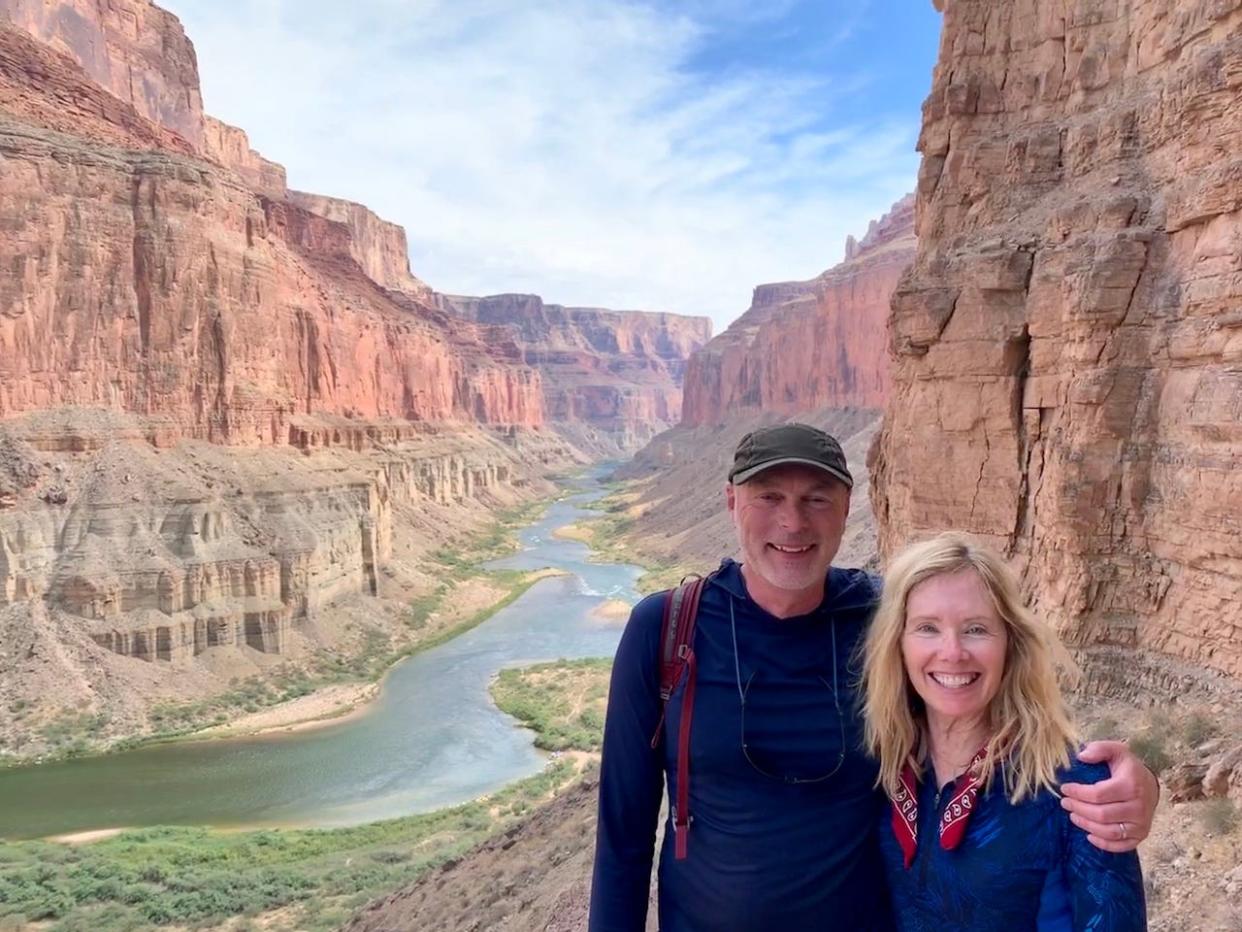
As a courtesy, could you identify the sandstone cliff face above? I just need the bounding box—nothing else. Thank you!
[0,0,203,148]
[0,412,584,757]
[872,0,1242,689]
[681,195,915,427]
[0,21,544,442]
[289,190,432,299]
[0,415,568,664]
[438,293,712,452]
[203,116,287,197]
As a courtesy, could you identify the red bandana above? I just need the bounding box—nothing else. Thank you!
[890,745,989,869]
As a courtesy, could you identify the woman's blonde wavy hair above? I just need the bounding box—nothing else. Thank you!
[862,531,1079,803]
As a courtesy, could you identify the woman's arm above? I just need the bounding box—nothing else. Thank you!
[1063,806,1147,931]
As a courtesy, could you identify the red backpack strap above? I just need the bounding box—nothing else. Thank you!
[648,573,707,860]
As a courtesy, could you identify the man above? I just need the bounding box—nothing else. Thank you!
[589,423,1157,931]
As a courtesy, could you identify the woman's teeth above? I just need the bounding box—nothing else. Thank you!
[929,673,980,689]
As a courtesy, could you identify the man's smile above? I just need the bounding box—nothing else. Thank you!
[767,543,815,554]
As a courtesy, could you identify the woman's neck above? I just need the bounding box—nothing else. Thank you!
[924,711,990,788]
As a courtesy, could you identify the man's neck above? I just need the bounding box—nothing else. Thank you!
[738,563,826,619]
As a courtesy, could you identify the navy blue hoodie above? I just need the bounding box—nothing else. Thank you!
[589,560,893,931]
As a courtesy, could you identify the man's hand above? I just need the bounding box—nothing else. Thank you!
[1060,740,1160,853]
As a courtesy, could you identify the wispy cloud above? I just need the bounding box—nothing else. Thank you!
[168,0,925,330]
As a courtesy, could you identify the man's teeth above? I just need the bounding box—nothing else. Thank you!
[930,673,980,689]
[770,544,812,554]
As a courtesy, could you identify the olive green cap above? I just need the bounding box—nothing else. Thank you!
[728,423,853,488]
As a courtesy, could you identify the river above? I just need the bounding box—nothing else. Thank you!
[0,474,639,840]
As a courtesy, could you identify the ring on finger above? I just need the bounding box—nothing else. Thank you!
[1116,821,1127,840]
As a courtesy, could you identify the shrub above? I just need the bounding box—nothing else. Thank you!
[1197,798,1238,836]
[1128,733,1172,775]
[1181,713,1217,748]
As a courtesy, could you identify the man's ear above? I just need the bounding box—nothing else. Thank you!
[725,482,737,519]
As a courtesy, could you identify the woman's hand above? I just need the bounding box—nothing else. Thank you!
[1060,740,1160,852]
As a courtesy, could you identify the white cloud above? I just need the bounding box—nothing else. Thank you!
[168,0,918,331]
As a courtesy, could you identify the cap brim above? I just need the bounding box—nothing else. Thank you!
[730,457,853,488]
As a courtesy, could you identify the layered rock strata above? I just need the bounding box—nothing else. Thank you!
[203,116,287,197]
[681,195,915,427]
[0,0,204,147]
[438,293,712,453]
[0,11,544,444]
[0,0,586,755]
[872,0,1242,689]
[289,191,432,299]
[0,416,572,666]
[0,413,584,757]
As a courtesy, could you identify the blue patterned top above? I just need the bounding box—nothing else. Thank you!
[879,756,1146,931]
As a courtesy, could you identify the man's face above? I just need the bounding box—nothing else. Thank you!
[726,463,851,596]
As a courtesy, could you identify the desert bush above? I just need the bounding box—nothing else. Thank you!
[1128,732,1172,776]
[1197,798,1238,836]
[1180,712,1217,748]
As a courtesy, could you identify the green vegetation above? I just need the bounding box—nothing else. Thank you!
[1196,798,1239,837]
[0,761,577,932]
[0,655,615,932]
[1127,732,1172,776]
[1180,712,1218,748]
[36,711,112,760]
[490,657,613,752]
[130,566,552,752]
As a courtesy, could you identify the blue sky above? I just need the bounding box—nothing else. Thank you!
[167,0,941,332]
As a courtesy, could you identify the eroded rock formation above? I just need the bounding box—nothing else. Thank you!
[0,416,573,666]
[289,191,433,299]
[681,195,915,427]
[872,0,1242,690]
[0,0,593,754]
[203,116,287,197]
[0,81,544,440]
[438,293,712,453]
[0,0,204,147]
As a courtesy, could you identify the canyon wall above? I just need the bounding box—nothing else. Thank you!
[681,194,915,427]
[0,9,545,446]
[289,190,433,299]
[203,116,287,197]
[0,0,589,756]
[604,199,917,578]
[438,293,712,452]
[872,0,1242,690]
[0,0,204,147]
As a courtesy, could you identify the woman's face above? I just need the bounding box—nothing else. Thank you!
[901,568,1008,726]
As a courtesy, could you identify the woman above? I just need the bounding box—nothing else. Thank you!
[862,532,1146,931]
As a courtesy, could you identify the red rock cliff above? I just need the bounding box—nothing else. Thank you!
[681,195,915,427]
[872,0,1242,688]
[289,191,433,300]
[437,293,712,452]
[0,8,543,442]
[203,116,287,197]
[0,0,203,148]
